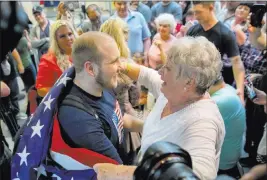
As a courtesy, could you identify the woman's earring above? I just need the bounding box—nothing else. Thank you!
[184,87,187,91]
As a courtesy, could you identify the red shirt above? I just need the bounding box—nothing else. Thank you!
[36,52,71,89]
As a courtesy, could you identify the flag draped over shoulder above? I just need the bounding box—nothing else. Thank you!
[11,67,99,180]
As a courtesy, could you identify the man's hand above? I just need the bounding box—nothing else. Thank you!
[253,88,267,106]
[93,163,136,180]
[18,63,25,74]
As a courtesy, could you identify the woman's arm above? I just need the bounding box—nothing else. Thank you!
[12,48,24,74]
[93,163,137,180]
[122,63,162,98]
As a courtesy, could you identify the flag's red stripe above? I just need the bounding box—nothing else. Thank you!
[51,115,119,167]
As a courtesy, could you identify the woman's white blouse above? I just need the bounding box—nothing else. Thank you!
[137,66,226,180]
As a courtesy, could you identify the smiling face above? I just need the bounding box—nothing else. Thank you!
[56,25,74,55]
[33,12,46,25]
[158,61,189,101]
[95,40,121,89]
[158,24,171,36]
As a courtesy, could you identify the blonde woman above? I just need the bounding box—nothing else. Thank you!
[100,18,141,164]
[36,20,77,97]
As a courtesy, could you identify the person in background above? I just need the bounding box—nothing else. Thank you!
[94,36,225,180]
[130,1,152,23]
[56,2,75,28]
[16,29,36,92]
[176,9,197,37]
[241,12,267,167]
[112,1,151,62]
[187,1,245,105]
[30,5,53,60]
[209,74,246,179]
[148,13,176,70]
[178,0,192,23]
[81,4,103,33]
[217,1,241,29]
[36,20,77,98]
[150,1,183,35]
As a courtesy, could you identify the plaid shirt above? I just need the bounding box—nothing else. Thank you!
[222,30,267,75]
[240,31,267,75]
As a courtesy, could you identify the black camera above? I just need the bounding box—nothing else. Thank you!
[250,4,266,28]
[134,141,200,180]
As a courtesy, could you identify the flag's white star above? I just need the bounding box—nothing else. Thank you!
[43,95,55,112]
[34,164,47,180]
[31,120,44,138]
[17,146,30,166]
[27,114,34,126]
[57,73,71,87]
[52,174,62,180]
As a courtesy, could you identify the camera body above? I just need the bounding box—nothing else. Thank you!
[250,4,266,28]
[134,141,200,180]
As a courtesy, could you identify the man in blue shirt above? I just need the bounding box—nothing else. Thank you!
[112,1,151,59]
[151,1,182,21]
[209,75,246,179]
[130,1,152,23]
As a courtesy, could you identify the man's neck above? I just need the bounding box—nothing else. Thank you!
[201,16,218,31]
[161,34,170,41]
[74,75,103,97]
[209,82,226,95]
[39,19,48,29]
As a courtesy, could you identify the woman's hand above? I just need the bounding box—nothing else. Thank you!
[93,163,136,180]
[153,40,163,50]
[253,88,266,106]
[57,2,67,16]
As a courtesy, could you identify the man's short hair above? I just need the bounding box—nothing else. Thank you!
[86,4,101,13]
[72,32,112,73]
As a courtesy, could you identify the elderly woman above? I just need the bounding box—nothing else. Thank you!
[36,20,77,97]
[148,13,176,70]
[94,36,225,180]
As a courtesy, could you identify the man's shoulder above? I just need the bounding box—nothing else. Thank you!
[215,21,234,37]
[170,1,181,9]
[139,2,150,11]
[212,86,243,109]
[187,23,202,35]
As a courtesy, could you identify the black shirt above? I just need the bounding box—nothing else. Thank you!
[187,21,240,84]
[58,84,124,164]
[187,21,240,59]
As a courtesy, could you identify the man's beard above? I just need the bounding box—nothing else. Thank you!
[95,68,116,89]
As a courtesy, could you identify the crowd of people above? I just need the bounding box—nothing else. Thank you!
[0,1,266,180]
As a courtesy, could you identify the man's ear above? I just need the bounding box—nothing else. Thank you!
[84,61,95,77]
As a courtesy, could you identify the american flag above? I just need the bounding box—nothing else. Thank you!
[112,101,124,144]
[11,67,119,180]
